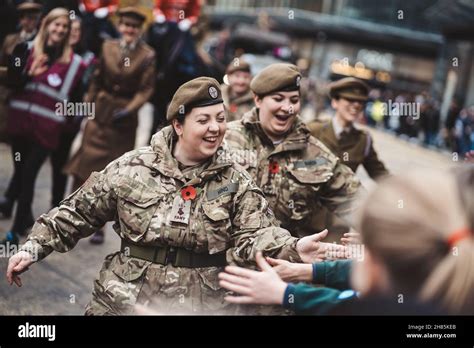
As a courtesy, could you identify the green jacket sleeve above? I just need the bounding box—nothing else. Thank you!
[227,170,302,267]
[18,166,118,261]
[312,260,352,290]
[282,283,357,315]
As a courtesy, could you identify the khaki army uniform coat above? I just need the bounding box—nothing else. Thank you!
[223,108,361,238]
[221,84,254,122]
[308,120,388,179]
[20,126,301,315]
[65,39,156,181]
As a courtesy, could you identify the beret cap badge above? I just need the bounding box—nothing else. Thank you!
[209,86,218,99]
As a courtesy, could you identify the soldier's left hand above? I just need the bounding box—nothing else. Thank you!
[219,252,287,305]
[296,229,348,263]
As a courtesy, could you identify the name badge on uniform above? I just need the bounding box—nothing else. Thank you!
[169,195,191,225]
[293,157,328,169]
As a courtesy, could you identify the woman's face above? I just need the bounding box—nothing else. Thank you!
[69,20,81,46]
[255,90,300,141]
[331,97,365,124]
[228,71,251,95]
[47,16,70,46]
[19,12,41,33]
[173,103,227,163]
[118,17,142,44]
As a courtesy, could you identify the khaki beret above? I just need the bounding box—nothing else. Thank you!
[118,7,146,22]
[167,77,223,121]
[250,63,301,96]
[17,1,42,12]
[226,58,251,75]
[328,77,369,101]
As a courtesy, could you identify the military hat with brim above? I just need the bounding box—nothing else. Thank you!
[167,77,223,121]
[118,7,146,22]
[250,63,301,96]
[17,1,43,12]
[328,77,369,101]
[226,58,251,75]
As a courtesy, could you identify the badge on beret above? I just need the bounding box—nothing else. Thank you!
[296,75,301,87]
[208,86,218,99]
[47,73,62,87]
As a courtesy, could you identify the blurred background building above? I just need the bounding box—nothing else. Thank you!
[204,0,474,135]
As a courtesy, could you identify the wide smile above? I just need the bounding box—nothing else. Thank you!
[274,114,292,122]
[203,135,219,144]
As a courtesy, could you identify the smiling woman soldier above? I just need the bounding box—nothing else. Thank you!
[224,63,362,240]
[6,77,335,315]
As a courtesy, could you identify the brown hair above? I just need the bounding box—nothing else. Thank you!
[33,8,72,64]
[357,170,474,314]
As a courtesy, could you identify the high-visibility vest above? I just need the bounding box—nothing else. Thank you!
[8,46,85,150]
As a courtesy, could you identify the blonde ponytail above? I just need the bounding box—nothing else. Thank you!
[357,169,473,314]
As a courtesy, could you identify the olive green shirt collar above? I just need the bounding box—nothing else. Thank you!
[241,107,309,154]
[150,126,232,185]
[332,116,353,139]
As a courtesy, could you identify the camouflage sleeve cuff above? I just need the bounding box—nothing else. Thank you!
[276,237,302,263]
[17,239,50,262]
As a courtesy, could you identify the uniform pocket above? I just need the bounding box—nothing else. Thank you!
[201,198,232,254]
[116,179,159,243]
[287,167,334,185]
[279,168,333,222]
[197,267,230,313]
[96,252,150,314]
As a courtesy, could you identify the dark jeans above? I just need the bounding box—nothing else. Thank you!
[50,130,77,207]
[5,136,50,234]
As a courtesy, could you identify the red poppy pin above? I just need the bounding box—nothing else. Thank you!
[269,161,279,174]
[181,186,197,201]
[230,104,238,113]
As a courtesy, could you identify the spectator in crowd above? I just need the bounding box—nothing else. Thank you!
[65,7,155,244]
[49,17,97,208]
[221,58,253,122]
[0,1,42,143]
[420,98,440,147]
[77,0,119,56]
[219,169,474,315]
[454,106,474,158]
[443,98,461,152]
[0,8,86,246]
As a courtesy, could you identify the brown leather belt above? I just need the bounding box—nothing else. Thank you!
[120,239,227,268]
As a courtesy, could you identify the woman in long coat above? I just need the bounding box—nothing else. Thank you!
[66,7,155,189]
[65,7,155,243]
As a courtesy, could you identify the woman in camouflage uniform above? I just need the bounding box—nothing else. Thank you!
[6,77,338,315]
[224,63,362,240]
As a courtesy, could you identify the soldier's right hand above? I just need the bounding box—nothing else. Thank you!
[6,251,34,287]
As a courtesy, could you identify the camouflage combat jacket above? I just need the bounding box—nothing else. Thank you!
[20,126,301,315]
[221,84,254,122]
[223,108,361,238]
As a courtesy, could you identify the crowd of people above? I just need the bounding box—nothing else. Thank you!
[363,89,474,156]
[0,1,473,316]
